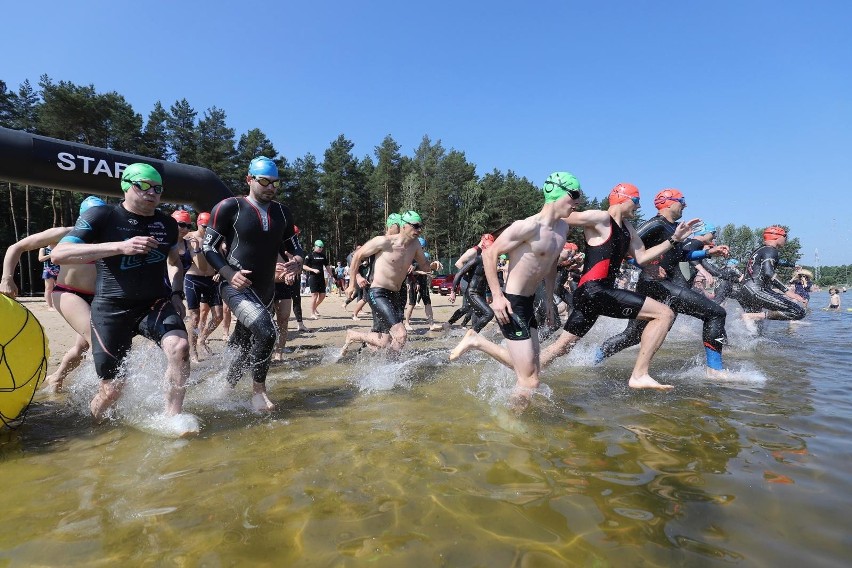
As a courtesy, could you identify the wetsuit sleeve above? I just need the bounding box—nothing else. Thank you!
[59,206,111,244]
[700,259,725,277]
[280,233,305,259]
[637,217,669,243]
[453,256,479,287]
[202,198,235,275]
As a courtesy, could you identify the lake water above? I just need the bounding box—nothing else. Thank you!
[1,291,850,566]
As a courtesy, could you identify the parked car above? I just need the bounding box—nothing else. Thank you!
[430,274,456,295]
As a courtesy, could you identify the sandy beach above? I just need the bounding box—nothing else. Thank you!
[19,291,462,379]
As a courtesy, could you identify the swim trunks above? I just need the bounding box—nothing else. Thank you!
[497,293,537,341]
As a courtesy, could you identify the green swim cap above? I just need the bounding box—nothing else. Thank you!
[499,254,508,260]
[121,163,162,192]
[386,213,402,228]
[401,210,422,225]
[542,171,580,204]
[314,240,324,248]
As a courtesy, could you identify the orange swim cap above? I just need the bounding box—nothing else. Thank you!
[763,226,787,241]
[197,212,211,226]
[564,242,578,251]
[609,183,640,205]
[654,188,685,210]
[171,210,191,224]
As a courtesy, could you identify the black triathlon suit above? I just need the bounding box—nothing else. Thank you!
[563,216,645,338]
[60,204,184,380]
[739,245,805,320]
[303,251,328,294]
[203,197,301,385]
[598,216,727,360]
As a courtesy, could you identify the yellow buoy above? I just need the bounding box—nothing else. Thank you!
[0,295,49,427]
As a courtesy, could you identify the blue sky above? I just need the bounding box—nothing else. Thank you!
[3,1,851,265]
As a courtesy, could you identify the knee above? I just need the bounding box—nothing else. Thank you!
[657,307,675,325]
[162,336,190,362]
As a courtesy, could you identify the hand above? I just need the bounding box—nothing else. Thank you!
[0,277,19,298]
[708,245,729,257]
[449,290,456,304]
[490,294,513,325]
[674,218,702,241]
[345,284,356,300]
[121,236,159,255]
[704,275,715,287]
[274,262,287,282]
[229,269,253,290]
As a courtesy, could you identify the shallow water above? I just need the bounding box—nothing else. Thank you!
[2,292,851,566]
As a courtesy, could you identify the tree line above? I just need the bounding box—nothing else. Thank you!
[2,75,832,294]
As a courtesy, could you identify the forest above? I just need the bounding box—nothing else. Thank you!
[3,75,840,295]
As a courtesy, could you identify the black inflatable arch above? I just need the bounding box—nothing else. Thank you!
[0,126,233,212]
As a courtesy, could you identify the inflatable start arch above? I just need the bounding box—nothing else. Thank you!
[0,126,233,212]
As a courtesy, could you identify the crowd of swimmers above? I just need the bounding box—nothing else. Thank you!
[0,162,821,431]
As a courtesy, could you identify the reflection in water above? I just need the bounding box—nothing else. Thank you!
[1,305,851,566]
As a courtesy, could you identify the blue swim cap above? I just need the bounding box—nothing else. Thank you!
[726,259,740,266]
[418,236,427,248]
[248,156,278,178]
[423,251,431,261]
[79,195,106,215]
[693,222,717,236]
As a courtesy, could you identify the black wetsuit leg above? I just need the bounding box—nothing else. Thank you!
[287,281,304,322]
[740,283,806,320]
[467,291,494,333]
[448,280,470,324]
[221,284,277,385]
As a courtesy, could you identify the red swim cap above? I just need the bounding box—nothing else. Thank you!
[171,210,191,224]
[654,188,685,210]
[197,212,211,226]
[293,225,301,235]
[609,183,640,205]
[480,233,495,248]
[763,226,787,241]
[564,242,578,251]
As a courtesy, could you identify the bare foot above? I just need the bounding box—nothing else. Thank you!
[297,324,309,332]
[449,329,479,361]
[429,322,448,332]
[272,351,283,363]
[200,340,214,356]
[190,353,201,364]
[90,394,111,424]
[251,392,275,412]
[705,367,733,380]
[507,385,536,414]
[404,322,414,332]
[352,315,360,321]
[339,330,355,358]
[627,374,674,390]
[311,313,320,320]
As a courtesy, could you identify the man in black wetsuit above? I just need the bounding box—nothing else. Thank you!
[539,183,700,390]
[739,226,805,322]
[449,237,495,333]
[51,163,192,426]
[595,190,731,377]
[202,156,303,411]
